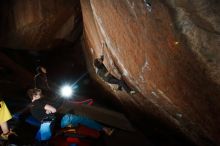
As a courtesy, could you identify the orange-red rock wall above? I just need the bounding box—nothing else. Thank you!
[81,0,220,145]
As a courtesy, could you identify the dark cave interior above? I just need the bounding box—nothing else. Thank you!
[0,0,220,146]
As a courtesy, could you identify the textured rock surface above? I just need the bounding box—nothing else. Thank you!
[166,0,220,84]
[0,0,82,50]
[81,0,220,145]
[0,0,219,145]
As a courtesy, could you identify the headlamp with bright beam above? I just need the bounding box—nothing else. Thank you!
[59,72,87,98]
[60,85,74,98]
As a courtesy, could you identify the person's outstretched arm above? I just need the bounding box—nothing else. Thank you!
[44,104,56,114]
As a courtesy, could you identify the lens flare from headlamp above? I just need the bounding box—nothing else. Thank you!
[60,85,73,98]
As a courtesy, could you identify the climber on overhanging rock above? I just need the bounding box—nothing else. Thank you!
[94,55,136,95]
[144,0,152,12]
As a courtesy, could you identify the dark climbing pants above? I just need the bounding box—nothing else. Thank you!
[104,75,132,93]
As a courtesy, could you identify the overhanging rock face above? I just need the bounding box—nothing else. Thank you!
[81,0,220,145]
